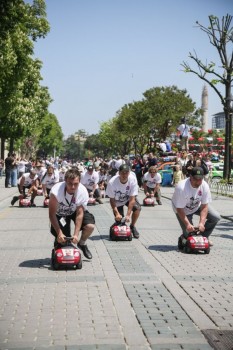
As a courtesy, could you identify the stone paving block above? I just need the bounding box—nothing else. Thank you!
[1,186,233,349]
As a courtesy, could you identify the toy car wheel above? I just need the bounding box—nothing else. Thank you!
[109,233,116,241]
[183,246,191,254]
[128,234,132,241]
[178,237,183,250]
[51,249,59,270]
[205,247,210,254]
[76,260,82,269]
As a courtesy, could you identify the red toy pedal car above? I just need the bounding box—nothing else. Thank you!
[19,195,31,207]
[87,197,96,205]
[51,237,82,270]
[178,229,210,254]
[143,196,155,206]
[109,219,132,241]
[44,197,49,207]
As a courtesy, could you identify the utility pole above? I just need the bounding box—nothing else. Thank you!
[223,89,232,180]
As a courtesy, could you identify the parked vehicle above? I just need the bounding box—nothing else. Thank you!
[211,164,233,182]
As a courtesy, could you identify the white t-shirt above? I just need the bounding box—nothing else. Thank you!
[98,172,107,182]
[18,160,28,173]
[106,174,138,207]
[81,170,99,190]
[159,142,167,153]
[143,172,162,188]
[35,167,47,181]
[177,123,189,138]
[41,172,59,189]
[18,173,38,187]
[50,181,89,216]
[172,178,211,215]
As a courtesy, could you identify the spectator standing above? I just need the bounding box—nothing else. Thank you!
[10,153,18,187]
[132,155,144,188]
[18,158,29,178]
[0,158,4,178]
[177,117,190,151]
[172,164,183,186]
[4,153,14,188]
[177,151,188,179]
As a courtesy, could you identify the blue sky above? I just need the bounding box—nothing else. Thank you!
[33,0,232,137]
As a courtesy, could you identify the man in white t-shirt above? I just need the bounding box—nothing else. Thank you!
[41,166,59,197]
[177,117,190,151]
[49,168,95,259]
[11,169,38,206]
[81,164,103,204]
[106,164,141,238]
[172,167,220,246]
[143,166,162,205]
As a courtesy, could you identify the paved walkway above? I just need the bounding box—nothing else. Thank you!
[0,177,232,350]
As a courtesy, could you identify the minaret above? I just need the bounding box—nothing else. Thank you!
[201,84,208,132]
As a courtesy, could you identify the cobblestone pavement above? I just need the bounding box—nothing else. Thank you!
[0,178,232,350]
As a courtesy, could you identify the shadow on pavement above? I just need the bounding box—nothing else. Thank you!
[148,244,178,252]
[218,234,233,240]
[217,221,233,231]
[19,258,51,268]
[90,235,109,241]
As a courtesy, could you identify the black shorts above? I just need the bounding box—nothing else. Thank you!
[50,210,95,238]
[117,197,141,217]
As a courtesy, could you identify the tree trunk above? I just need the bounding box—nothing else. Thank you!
[223,82,232,180]
[1,138,5,159]
[9,138,14,154]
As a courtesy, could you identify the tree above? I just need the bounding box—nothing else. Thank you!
[0,0,50,156]
[97,86,199,157]
[182,14,233,180]
[36,113,63,158]
[142,86,198,141]
[63,135,83,161]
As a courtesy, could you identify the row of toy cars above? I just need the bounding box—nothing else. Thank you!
[18,189,49,207]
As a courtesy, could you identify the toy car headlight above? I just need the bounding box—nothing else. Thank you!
[74,252,80,257]
[56,252,63,257]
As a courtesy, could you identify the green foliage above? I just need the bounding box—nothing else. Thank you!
[36,113,63,157]
[0,0,51,150]
[63,135,84,161]
[96,85,198,157]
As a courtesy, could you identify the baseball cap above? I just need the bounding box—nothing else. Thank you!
[190,167,204,179]
[88,165,94,170]
[119,164,130,172]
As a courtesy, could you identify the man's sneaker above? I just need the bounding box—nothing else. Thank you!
[130,225,139,239]
[78,244,92,259]
[96,198,103,204]
[11,196,18,206]
[157,200,162,205]
[30,203,36,207]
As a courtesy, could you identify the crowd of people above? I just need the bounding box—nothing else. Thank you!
[0,149,222,260]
